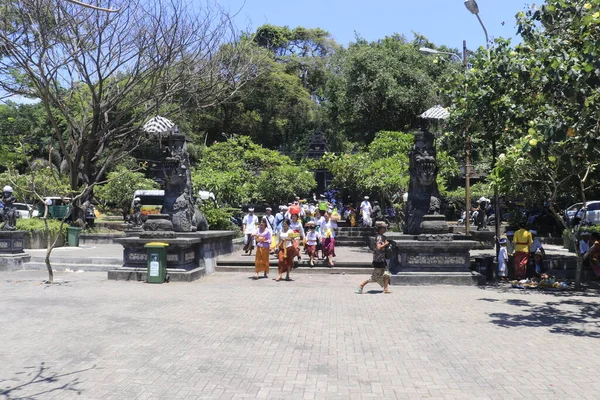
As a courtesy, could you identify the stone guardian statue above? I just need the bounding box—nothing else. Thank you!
[1,186,17,231]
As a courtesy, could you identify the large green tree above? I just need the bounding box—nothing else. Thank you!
[191,25,339,153]
[323,131,459,204]
[192,136,316,206]
[449,0,600,288]
[325,35,459,144]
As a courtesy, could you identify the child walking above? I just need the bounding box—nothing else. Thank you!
[498,237,508,281]
[356,222,392,294]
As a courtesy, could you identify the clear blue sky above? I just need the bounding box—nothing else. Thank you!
[224,0,530,51]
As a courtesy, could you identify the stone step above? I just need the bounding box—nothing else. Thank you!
[336,227,375,233]
[107,266,205,282]
[24,261,120,272]
[80,233,125,245]
[217,259,369,268]
[216,265,373,275]
[335,241,369,247]
[29,255,122,266]
[391,272,482,286]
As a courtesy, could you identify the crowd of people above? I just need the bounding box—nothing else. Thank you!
[496,223,600,282]
[496,223,547,282]
[240,194,393,291]
[241,196,342,282]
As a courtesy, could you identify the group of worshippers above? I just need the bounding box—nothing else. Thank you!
[496,223,546,281]
[579,231,600,279]
[241,201,339,282]
[358,196,385,227]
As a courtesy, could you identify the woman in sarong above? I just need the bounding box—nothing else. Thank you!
[304,221,320,266]
[253,219,271,279]
[320,211,338,267]
[276,219,296,281]
[512,223,532,279]
[289,213,305,262]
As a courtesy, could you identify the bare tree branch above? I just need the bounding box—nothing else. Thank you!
[0,0,259,224]
[64,0,120,13]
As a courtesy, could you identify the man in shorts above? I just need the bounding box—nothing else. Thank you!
[356,222,392,294]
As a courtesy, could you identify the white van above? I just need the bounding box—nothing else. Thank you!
[130,189,215,215]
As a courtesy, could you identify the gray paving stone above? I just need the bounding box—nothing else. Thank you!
[0,270,599,399]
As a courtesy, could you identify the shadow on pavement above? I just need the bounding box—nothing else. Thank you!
[0,361,95,399]
[488,298,600,338]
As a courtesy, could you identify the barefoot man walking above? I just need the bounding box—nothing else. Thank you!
[356,222,392,294]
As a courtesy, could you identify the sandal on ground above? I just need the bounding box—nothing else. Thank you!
[355,287,363,294]
[383,290,392,294]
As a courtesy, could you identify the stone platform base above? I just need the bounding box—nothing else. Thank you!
[0,253,32,271]
[391,271,483,286]
[109,230,237,282]
[107,266,206,282]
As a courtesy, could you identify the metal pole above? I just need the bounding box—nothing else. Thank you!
[475,13,491,60]
[493,140,501,260]
[463,40,471,236]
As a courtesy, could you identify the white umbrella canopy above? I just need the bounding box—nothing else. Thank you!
[142,116,175,134]
[420,105,450,120]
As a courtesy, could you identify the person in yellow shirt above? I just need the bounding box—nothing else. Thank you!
[513,223,532,279]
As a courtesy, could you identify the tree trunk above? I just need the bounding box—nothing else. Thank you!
[43,215,54,284]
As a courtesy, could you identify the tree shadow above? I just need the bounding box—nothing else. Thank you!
[0,362,95,399]
[488,298,600,338]
[478,298,500,302]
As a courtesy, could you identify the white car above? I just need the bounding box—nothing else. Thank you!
[575,201,600,225]
[14,203,39,219]
[565,202,583,222]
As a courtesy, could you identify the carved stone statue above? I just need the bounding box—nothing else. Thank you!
[143,124,208,232]
[172,191,193,232]
[130,197,143,229]
[429,196,441,215]
[1,185,17,231]
[406,128,441,235]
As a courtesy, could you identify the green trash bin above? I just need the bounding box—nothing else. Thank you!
[145,242,169,284]
[67,226,82,247]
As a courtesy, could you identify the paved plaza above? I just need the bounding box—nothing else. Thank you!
[1,270,599,400]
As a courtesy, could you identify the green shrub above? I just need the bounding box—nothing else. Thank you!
[16,218,67,239]
[200,202,240,232]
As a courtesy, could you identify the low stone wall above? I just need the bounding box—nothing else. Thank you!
[232,237,245,253]
[23,231,65,249]
[109,230,238,282]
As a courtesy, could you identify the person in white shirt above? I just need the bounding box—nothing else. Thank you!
[529,230,545,258]
[242,207,259,255]
[498,238,508,281]
[263,208,276,254]
[360,196,372,227]
[579,232,591,255]
[304,221,321,266]
[320,211,338,267]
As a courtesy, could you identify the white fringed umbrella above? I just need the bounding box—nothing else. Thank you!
[142,116,175,134]
[420,105,450,120]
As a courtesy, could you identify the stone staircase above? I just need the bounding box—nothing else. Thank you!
[334,227,375,247]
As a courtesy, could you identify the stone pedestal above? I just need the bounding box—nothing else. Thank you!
[386,233,482,286]
[420,215,449,234]
[0,231,31,271]
[108,230,237,282]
